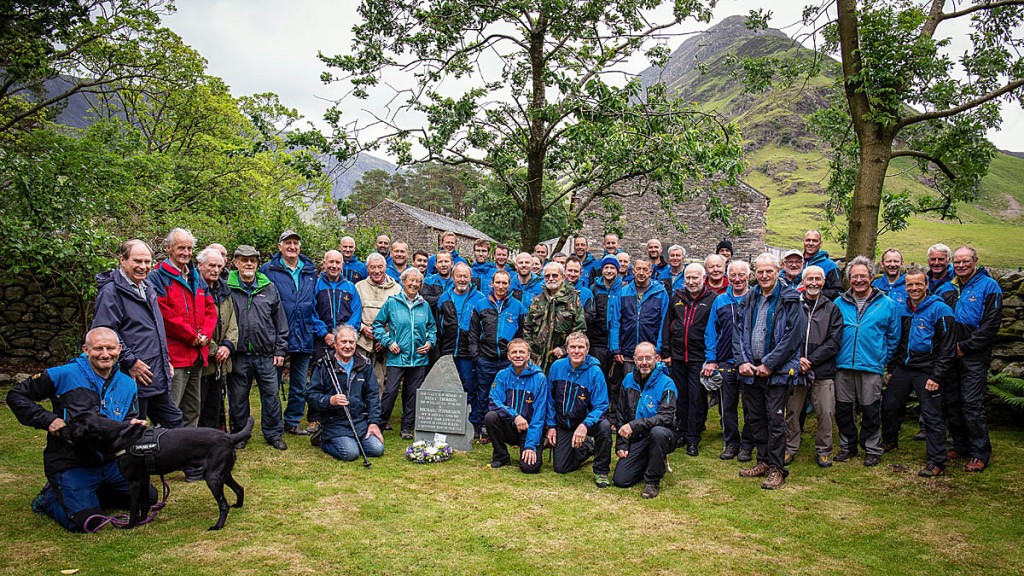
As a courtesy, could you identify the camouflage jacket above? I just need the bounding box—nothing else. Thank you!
[524,282,586,371]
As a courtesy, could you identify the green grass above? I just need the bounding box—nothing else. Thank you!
[3,388,1024,575]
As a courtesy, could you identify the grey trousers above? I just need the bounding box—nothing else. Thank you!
[170,365,203,427]
[835,370,883,457]
[785,378,836,456]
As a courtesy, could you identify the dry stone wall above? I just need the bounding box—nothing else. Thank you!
[1,272,87,368]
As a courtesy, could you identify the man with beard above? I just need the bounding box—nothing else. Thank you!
[546,332,612,487]
[663,263,716,456]
[612,342,677,499]
[524,262,586,372]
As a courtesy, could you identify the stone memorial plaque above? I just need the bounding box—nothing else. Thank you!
[414,355,474,451]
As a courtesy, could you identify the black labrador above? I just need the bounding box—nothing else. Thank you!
[67,412,254,530]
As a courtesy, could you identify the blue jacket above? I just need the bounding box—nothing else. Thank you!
[619,363,676,451]
[92,269,173,397]
[546,356,608,430]
[658,266,686,293]
[734,281,807,386]
[427,250,468,275]
[891,295,955,384]
[7,354,138,476]
[618,280,669,355]
[436,288,484,357]
[943,267,1003,356]
[343,256,368,284]
[510,273,544,310]
[589,279,622,351]
[310,273,362,339]
[470,261,497,293]
[307,353,381,440]
[489,362,549,451]
[872,274,907,308]
[260,253,318,354]
[834,288,901,375]
[468,294,525,360]
[420,273,453,310]
[372,291,438,367]
[577,252,599,286]
[804,250,843,301]
[704,286,744,364]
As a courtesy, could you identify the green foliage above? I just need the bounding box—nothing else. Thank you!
[347,222,392,260]
[738,0,1024,257]
[466,172,568,249]
[321,0,744,248]
[989,374,1024,412]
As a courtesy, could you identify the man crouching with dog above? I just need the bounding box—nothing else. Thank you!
[307,324,385,462]
[7,327,154,532]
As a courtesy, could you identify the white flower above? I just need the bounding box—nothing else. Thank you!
[425,446,438,455]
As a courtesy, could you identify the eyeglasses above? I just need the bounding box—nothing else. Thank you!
[543,273,561,279]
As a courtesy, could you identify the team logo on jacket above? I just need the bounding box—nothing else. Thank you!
[578,394,586,401]
[645,399,655,409]
[343,294,350,301]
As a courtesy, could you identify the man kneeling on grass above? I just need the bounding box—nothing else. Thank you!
[307,325,384,462]
[613,342,677,499]
[484,339,549,473]
[545,332,613,487]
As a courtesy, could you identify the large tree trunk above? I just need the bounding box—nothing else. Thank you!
[846,135,892,260]
[520,13,548,250]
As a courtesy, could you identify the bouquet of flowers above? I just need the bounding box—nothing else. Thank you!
[405,440,453,464]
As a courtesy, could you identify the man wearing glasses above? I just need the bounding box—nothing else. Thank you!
[524,262,586,372]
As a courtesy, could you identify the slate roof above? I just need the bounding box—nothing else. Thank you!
[375,199,495,242]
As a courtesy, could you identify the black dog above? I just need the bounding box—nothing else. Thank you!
[67,412,254,530]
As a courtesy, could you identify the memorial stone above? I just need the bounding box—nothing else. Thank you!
[414,355,474,451]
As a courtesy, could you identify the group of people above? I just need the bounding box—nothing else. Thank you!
[8,227,1003,530]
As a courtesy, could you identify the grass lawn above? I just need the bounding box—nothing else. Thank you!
[2,387,1023,576]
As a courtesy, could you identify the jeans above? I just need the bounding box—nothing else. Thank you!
[280,352,312,428]
[170,365,203,427]
[322,434,385,461]
[229,354,285,441]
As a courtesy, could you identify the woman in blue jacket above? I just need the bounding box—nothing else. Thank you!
[372,267,437,439]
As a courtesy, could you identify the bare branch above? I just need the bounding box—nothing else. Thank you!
[890,149,957,181]
[897,78,1024,129]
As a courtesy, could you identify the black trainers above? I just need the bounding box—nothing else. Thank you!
[863,454,881,467]
[685,444,698,457]
[834,449,858,462]
[269,438,288,450]
[487,459,509,469]
[720,445,738,460]
[641,482,660,499]
[737,447,753,462]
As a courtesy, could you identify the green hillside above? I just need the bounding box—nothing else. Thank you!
[646,16,1024,267]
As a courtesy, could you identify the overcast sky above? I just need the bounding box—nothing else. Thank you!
[165,0,1024,156]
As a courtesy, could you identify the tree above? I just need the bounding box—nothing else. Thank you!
[320,0,744,248]
[745,1,1024,258]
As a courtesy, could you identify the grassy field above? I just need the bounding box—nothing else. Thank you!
[2,387,1023,576]
[745,146,1024,268]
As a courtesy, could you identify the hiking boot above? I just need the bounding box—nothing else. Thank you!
[882,441,898,453]
[964,457,987,472]
[783,452,796,466]
[720,445,738,460]
[946,449,966,461]
[864,454,881,467]
[582,437,596,463]
[269,438,288,450]
[381,423,393,431]
[31,484,53,515]
[306,421,321,434]
[918,463,945,478]
[739,462,770,478]
[487,459,510,469]
[737,447,753,462]
[913,430,927,441]
[400,430,414,441]
[685,444,699,457]
[641,482,660,499]
[594,474,609,488]
[286,425,309,436]
[834,449,858,463]
[184,466,205,483]
[816,454,833,468]
[309,427,323,448]
[761,468,785,490]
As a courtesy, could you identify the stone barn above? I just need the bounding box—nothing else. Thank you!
[354,199,494,254]
[572,178,769,262]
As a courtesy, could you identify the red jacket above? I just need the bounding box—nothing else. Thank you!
[149,260,218,368]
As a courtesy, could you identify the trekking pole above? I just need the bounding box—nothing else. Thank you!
[320,349,372,468]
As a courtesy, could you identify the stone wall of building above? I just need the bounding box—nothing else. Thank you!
[992,270,1024,378]
[354,205,482,254]
[575,180,769,262]
[0,272,88,368]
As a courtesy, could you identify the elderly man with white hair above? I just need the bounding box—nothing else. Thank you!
[524,262,586,372]
[355,252,401,395]
[663,262,717,456]
[196,246,238,432]
[704,254,728,295]
[734,253,806,489]
[149,228,218,429]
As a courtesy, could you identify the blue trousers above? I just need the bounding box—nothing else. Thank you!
[37,462,153,532]
[454,357,484,430]
[280,352,312,428]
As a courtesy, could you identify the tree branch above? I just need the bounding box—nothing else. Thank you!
[890,150,957,181]
[897,77,1024,129]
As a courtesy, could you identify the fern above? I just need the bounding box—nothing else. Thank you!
[988,374,1024,411]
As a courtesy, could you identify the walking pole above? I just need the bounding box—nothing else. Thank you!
[321,349,372,468]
